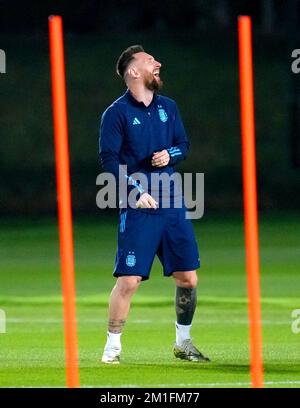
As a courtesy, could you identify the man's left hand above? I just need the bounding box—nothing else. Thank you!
[151,150,170,167]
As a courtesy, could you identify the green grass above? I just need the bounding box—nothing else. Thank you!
[0,214,300,387]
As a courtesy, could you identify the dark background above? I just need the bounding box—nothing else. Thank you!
[1,0,300,216]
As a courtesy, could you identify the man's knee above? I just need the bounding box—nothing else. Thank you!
[173,271,198,288]
[116,276,142,296]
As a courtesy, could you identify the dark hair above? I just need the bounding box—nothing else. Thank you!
[116,45,144,79]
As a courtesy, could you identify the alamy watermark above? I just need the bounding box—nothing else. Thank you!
[291,49,300,73]
[96,166,204,219]
[291,309,300,334]
[0,49,6,74]
[0,309,6,333]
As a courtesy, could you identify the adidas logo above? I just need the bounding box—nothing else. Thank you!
[132,117,141,125]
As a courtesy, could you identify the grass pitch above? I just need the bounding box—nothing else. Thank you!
[0,213,299,388]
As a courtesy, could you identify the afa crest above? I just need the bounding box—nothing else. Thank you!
[158,106,168,123]
[126,252,136,267]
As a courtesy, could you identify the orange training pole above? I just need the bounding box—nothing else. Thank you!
[238,16,264,388]
[49,15,79,388]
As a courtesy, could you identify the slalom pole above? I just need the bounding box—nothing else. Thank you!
[49,15,80,388]
[238,15,264,388]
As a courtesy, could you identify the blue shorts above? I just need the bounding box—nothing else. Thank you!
[113,207,200,281]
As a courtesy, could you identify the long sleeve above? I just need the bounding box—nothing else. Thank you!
[167,103,190,166]
[99,105,144,194]
[99,106,123,180]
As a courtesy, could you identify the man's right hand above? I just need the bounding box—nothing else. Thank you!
[136,193,158,209]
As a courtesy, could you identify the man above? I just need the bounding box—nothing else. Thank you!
[99,45,209,364]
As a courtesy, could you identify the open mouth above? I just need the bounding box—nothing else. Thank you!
[153,70,160,78]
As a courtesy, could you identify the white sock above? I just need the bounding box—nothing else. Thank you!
[176,322,192,347]
[105,331,122,350]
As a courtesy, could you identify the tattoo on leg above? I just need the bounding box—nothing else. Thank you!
[108,319,126,334]
[175,287,197,325]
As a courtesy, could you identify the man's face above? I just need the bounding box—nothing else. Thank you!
[132,52,163,91]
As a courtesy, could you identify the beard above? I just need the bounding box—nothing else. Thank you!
[144,72,163,92]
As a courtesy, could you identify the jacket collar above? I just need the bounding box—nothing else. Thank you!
[125,89,158,108]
